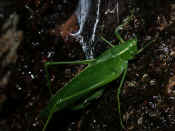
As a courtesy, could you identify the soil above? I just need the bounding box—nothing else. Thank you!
[1,0,175,131]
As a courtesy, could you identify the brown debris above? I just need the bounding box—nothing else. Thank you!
[165,76,175,96]
[50,14,78,42]
[24,0,41,7]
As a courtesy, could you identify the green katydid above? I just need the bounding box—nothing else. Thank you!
[40,15,154,131]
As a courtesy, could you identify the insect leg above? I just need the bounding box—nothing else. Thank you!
[137,38,158,54]
[71,88,104,110]
[114,28,125,44]
[115,15,134,44]
[117,63,128,129]
[44,59,96,95]
[100,36,115,47]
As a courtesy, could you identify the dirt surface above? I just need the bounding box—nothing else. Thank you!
[0,0,175,131]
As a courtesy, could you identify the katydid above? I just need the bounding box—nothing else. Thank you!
[40,15,152,131]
